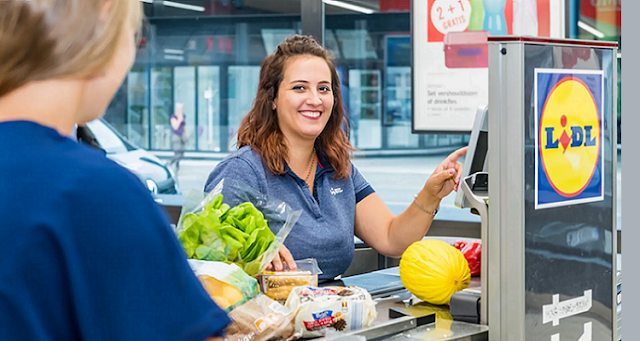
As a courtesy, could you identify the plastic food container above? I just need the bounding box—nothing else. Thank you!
[443,31,489,68]
[262,258,322,302]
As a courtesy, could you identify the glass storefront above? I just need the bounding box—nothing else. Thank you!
[197,66,222,151]
[569,0,621,144]
[103,0,466,153]
[99,1,620,238]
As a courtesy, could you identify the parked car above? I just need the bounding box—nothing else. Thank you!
[84,119,179,195]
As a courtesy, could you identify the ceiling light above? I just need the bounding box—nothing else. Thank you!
[138,0,205,12]
[577,21,605,38]
[164,55,185,61]
[163,48,184,54]
[163,1,205,11]
[323,0,374,14]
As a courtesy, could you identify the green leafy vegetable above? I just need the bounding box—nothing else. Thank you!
[177,194,276,275]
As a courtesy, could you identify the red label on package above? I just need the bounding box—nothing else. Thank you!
[303,317,334,330]
[301,288,335,297]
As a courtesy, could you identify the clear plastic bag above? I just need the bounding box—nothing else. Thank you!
[177,179,302,277]
[225,294,296,341]
[188,260,259,312]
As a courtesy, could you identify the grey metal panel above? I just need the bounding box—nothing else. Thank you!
[489,39,617,341]
[426,220,481,239]
[611,46,619,341]
[502,42,526,341]
[487,44,501,341]
[478,198,488,326]
[488,41,526,341]
[488,38,616,49]
[564,0,572,38]
[522,45,614,340]
[458,173,488,325]
[301,0,324,45]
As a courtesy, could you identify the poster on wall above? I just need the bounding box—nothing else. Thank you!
[412,0,560,133]
[534,69,604,209]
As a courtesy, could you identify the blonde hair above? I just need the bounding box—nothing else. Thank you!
[0,0,143,97]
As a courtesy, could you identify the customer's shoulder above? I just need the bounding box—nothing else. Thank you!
[43,139,149,199]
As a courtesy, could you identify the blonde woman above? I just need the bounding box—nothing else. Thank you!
[0,1,229,340]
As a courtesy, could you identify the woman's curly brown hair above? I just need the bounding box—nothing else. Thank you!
[236,35,354,179]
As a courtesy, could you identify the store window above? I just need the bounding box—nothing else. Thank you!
[197,66,222,151]
[103,0,465,155]
[569,0,621,144]
[320,2,469,215]
[568,0,621,254]
[326,9,466,150]
[102,0,467,199]
[104,0,303,154]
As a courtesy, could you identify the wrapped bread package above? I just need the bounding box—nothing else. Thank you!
[225,295,295,341]
[284,286,377,339]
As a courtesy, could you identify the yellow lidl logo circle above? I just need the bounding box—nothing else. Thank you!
[539,77,600,197]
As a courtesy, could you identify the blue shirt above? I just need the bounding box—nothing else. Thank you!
[0,121,230,340]
[204,146,374,281]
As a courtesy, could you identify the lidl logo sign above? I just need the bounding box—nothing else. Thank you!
[535,69,604,209]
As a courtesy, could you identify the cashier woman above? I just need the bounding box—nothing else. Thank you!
[0,1,229,340]
[205,35,467,283]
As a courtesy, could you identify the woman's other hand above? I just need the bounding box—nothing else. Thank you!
[265,244,297,271]
[423,147,468,199]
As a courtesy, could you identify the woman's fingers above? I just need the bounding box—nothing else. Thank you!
[279,244,297,270]
[271,251,283,271]
[454,161,464,191]
[269,245,296,271]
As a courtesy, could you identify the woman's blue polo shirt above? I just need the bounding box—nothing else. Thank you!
[204,146,374,281]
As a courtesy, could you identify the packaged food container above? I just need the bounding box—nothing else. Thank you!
[262,258,322,302]
[284,286,377,339]
[443,31,489,69]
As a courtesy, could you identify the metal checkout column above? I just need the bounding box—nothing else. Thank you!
[486,37,618,341]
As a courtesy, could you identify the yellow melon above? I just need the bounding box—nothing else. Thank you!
[400,239,470,305]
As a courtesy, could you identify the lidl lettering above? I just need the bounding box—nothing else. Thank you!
[544,125,597,150]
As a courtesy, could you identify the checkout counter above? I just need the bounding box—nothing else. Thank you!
[337,255,488,341]
[160,37,620,341]
[346,36,620,341]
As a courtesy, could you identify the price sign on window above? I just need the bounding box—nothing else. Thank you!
[430,0,472,34]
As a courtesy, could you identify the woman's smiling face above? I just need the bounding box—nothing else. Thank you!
[274,54,334,144]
